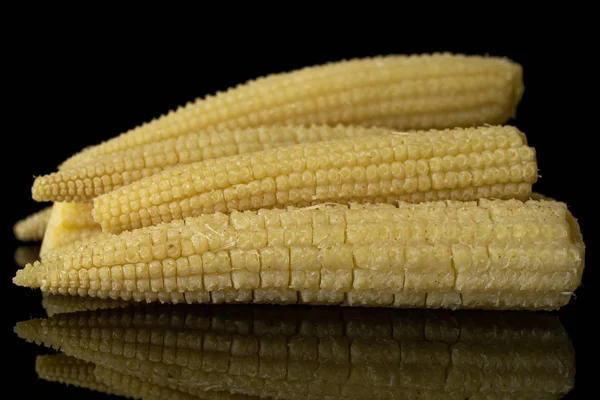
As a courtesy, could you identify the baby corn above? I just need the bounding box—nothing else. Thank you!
[92,125,537,234]
[60,53,523,169]
[14,199,584,310]
[14,206,52,241]
[33,125,384,202]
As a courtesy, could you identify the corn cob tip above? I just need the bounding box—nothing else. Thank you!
[13,263,39,288]
[31,177,46,202]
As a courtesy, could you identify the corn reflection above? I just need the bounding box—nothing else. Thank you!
[17,305,574,399]
[42,293,130,317]
[14,246,40,268]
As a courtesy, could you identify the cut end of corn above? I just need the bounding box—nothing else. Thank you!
[59,53,524,169]
[13,207,53,241]
[14,264,38,287]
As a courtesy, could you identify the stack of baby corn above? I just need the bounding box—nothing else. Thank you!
[13,53,585,310]
[17,305,575,399]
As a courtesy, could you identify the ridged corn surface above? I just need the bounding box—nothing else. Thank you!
[15,199,584,310]
[34,125,386,202]
[92,125,537,233]
[60,53,523,169]
[17,306,574,399]
[14,207,53,241]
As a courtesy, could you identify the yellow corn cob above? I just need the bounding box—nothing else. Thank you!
[14,199,584,310]
[16,306,575,399]
[13,206,52,241]
[39,203,103,259]
[33,125,389,203]
[92,125,537,234]
[60,53,523,169]
[35,354,122,396]
[42,293,130,317]
[14,246,40,267]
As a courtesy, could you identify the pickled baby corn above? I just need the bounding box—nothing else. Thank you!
[60,53,523,169]
[14,206,52,241]
[33,125,385,202]
[14,199,584,310]
[16,306,575,399]
[39,203,103,259]
[92,125,537,234]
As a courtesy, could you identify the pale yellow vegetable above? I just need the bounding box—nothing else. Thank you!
[92,125,537,234]
[14,199,584,310]
[60,53,523,169]
[13,207,52,241]
[33,125,384,202]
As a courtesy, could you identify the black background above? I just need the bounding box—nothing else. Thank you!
[3,18,595,398]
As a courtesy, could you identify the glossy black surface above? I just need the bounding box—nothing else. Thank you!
[4,25,593,398]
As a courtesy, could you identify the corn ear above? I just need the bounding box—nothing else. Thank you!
[33,125,385,202]
[60,53,523,169]
[14,207,52,241]
[15,199,584,310]
[92,125,537,234]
